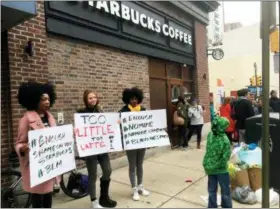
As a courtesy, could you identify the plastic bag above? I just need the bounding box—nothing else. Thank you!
[237,147,262,167]
[230,147,241,164]
[255,188,280,207]
[231,186,257,205]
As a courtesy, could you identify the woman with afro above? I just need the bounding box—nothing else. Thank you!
[119,87,150,201]
[77,90,117,208]
[16,81,60,208]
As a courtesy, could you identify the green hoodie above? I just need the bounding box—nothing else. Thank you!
[203,117,231,175]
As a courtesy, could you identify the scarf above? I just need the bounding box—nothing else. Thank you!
[128,104,141,112]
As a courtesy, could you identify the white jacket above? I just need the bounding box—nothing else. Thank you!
[188,105,204,125]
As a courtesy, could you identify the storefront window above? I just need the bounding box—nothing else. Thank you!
[171,86,180,103]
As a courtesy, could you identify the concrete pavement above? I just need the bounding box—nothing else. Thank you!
[53,139,278,208]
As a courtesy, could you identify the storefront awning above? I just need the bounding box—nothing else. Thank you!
[1,1,36,32]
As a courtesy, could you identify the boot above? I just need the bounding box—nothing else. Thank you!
[197,142,201,149]
[99,179,117,208]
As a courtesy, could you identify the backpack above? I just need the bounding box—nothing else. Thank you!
[67,172,88,193]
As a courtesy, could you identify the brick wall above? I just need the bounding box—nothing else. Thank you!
[194,21,210,123]
[47,35,150,159]
[1,32,12,173]
[7,1,48,149]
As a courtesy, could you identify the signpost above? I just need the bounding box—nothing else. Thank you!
[260,1,277,207]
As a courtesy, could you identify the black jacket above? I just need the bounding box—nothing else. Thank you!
[269,97,280,113]
[234,99,255,129]
[119,105,146,113]
[77,105,102,113]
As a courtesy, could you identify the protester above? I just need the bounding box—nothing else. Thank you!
[232,89,254,143]
[77,90,117,208]
[257,98,273,114]
[203,116,232,208]
[219,97,235,144]
[252,99,259,115]
[186,99,204,149]
[119,87,150,201]
[176,96,190,149]
[15,81,60,208]
[269,90,280,112]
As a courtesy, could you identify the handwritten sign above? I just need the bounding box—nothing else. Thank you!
[121,109,170,150]
[28,124,76,188]
[74,113,123,157]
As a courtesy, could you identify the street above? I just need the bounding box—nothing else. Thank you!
[52,139,279,208]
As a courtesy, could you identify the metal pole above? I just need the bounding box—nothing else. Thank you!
[279,1,280,95]
[261,2,275,208]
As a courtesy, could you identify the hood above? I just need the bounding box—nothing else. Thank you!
[211,116,229,135]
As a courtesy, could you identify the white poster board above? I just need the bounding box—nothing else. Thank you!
[28,124,76,188]
[121,109,170,150]
[74,113,123,157]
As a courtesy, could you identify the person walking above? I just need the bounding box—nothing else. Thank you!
[186,99,204,149]
[77,90,117,208]
[203,116,232,208]
[176,96,190,149]
[232,89,254,143]
[219,97,236,144]
[119,87,150,201]
[15,81,60,208]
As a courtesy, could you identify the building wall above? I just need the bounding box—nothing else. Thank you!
[209,23,279,107]
[1,1,211,174]
[47,36,150,158]
[1,32,11,171]
[195,21,210,123]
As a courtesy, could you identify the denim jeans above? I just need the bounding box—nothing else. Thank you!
[208,173,232,208]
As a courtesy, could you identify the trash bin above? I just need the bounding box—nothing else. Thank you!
[245,112,280,192]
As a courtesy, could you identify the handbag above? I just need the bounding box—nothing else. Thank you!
[173,111,185,126]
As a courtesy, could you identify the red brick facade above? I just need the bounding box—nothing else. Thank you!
[194,21,210,123]
[1,2,210,177]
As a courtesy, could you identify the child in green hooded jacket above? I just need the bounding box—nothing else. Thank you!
[203,116,232,208]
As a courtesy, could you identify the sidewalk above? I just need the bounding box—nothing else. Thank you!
[53,140,278,208]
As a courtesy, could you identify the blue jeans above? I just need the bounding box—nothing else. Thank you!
[208,173,232,208]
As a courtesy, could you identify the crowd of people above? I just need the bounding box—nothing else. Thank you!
[175,88,280,208]
[14,80,280,208]
[15,81,150,208]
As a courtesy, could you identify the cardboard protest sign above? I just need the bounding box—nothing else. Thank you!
[121,109,170,150]
[28,124,76,188]
[74,113,123,157]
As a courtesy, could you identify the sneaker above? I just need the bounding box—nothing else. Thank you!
[132,187,140,201]
[92,199,103,208]
[53,184,60,193]
[138,184,150,196]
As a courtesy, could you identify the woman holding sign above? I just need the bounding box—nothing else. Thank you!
[77,90,117,208]
[15,81,60,208]
[119,87,150,201]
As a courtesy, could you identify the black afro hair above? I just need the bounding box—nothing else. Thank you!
[122,87,144,105]
[17,81,57,110]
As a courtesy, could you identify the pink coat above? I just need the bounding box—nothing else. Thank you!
[15,111,61,194]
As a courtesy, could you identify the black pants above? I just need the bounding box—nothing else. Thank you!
[179,125,188,147]
[32,193,52,208]
[187,124,203,145]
